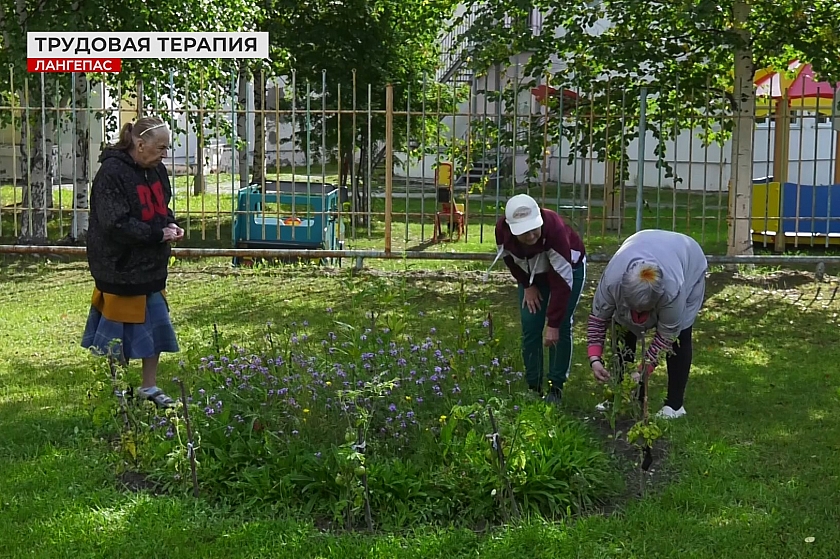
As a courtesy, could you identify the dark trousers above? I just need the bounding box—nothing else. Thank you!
[518,263,586,393]
[617,326,693,410]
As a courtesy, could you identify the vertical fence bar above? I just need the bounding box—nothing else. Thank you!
[8,66,17,237]
[24,77,32,237]
[541,73,550,206]
[198,68,206,241]
[384,84,394,253]
[320,69,327,246]
[685,88,694,234]
[480,73,488,243]
[512,66,519,198]
[185,73,192,239]
[450,75,457,239]
[366,83,372,238]
[464,80,472,242]
[40,72,48,238]
[716,96,728,246]
[794,82,805,248]
[555,87,564,223]
[405,84,411,244]
[832,90,840,244]
[601,78,612,240]
[290,69,297,243]
[215,73,221,241]
[585,82,594,241]
[671,76,679,234]
[420,73,427,241]
[337,80,343,248]
[230,68,238,245]
[655,84,664,231]
[273,73,281,242]
[811,95,821,248]
[70,72,78,240]
[303,78,312,244]
[55,80,62,239]
[616,87,626,238]
[636,87,647,232]
[700,81,711,246]
[256,69,266,243]
[351,69,357,241]
[494,65,501,227]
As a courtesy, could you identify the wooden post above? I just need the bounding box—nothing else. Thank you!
[772,95,790,253]
[604,159,622,231]
[384,84,393,253]
[834,131,840,185]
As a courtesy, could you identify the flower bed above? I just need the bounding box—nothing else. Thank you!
[91,292,619,530]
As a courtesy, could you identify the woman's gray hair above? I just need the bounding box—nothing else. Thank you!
[110,116,169,151]
[620,259,664,311]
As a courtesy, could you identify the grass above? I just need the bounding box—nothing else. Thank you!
[1,259,840,557]
[0,163,759,256]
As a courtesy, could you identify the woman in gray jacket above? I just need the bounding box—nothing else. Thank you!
[585,229,707,419]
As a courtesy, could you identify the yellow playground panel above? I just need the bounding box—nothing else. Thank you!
[748,180,840,249]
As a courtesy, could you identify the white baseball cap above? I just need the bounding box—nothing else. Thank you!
[505,194,543,235]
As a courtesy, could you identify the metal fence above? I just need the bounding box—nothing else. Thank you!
[1,66,840,258]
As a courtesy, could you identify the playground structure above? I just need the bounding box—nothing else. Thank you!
[748,62,840,250]
[433,162,466,242]
[750,178,840,250]
[232,180,348,266]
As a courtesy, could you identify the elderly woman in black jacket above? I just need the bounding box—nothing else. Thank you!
[81,116,184,408]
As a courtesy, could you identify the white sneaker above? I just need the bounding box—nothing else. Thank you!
[655,405,686,419]
[595,400,612,412]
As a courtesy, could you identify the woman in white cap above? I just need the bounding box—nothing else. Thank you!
[489,193,587,404]
[586,229,707,419]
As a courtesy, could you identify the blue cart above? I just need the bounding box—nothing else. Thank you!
[232,180,348,266]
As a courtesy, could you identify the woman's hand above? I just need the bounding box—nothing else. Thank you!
[166,223,185,242]
[522,285,542,314]
[544,326,559,347]
[161,227,179,243]
[591,359,610,383]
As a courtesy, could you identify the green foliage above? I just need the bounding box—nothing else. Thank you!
[88,277,618,530]
[458,0,840,184]
[266,0,468,163]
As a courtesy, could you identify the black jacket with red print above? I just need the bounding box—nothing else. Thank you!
[86,149,178,296]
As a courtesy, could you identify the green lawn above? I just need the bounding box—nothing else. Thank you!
[0,165,741,255]
[1,260,839,558]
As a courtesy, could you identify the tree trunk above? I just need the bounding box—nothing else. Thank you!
[251,72,266,184]
[72,73,90,241]
[355,144,369,227]
[21,116,56,243]
[727,0,755,257]
[236,66,250,189]
[340,148,351,188]
[193,127,206,196]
